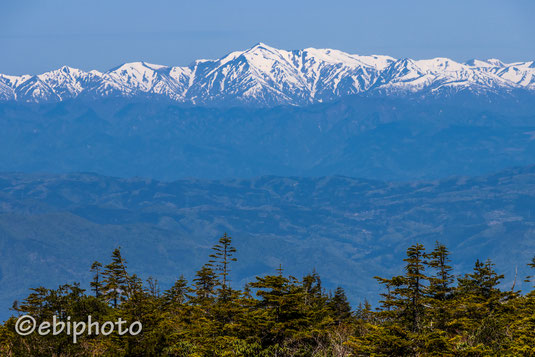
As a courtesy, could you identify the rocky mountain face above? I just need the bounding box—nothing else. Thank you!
[1,43,534,106]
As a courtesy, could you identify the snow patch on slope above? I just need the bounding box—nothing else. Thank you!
[1,44,534,105]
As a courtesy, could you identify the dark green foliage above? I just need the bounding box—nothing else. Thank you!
[328,287,352,325]
[163,275,190,306]
[90,261,103,298]
[208,232,237,291]
[425,242,454,332]
[2,237,535,356]
[101,248,133,308]
[192,264,218,302]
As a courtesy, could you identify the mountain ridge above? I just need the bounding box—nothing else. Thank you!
[1,95,534,181]
[0,165,534,319]
[1,43,534,106]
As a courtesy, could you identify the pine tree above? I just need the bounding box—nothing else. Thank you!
[328,287,352,325]
[102,247,131,308]
[524,256,535,289]
[193,264,218,302]
[451,258,508,352]
[376,244,427,331]
[164,275,190,305]
[302,271,330,333]
[90,261,103,298]
[13,287,52,320]
[8,237,535,356]
[403,243,427,333]
[302,271,323,306]
[146,276,160,298]
[424,241,454,331]
[208,232,237,293]
[456,259,505,314]
[250,272,309,346]
[369,244,428,355]
[528,256,535,270]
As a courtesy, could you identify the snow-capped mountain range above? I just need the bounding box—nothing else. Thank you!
[1,43,534,106]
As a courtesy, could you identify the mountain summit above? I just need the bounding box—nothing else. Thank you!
[1,44,534,106]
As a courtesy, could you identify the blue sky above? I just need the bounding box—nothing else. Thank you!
[1,0,534,75]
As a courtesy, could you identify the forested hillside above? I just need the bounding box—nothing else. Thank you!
[2,235,535,356]
[1,166,534,321]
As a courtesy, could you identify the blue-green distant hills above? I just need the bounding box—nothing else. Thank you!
[1,87,534,320]
[1,165,534,320]
[0,93,534,181]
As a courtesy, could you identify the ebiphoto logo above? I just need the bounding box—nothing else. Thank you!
[15,315,142,343]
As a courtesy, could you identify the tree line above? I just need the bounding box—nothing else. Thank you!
[1,233,535,356]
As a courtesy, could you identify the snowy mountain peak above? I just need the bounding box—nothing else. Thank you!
[107,61,167,74]
[249,42,275,51]
[486,58,506,67]
[1,44,534,105]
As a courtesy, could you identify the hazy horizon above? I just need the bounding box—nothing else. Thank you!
[1,0,534,75]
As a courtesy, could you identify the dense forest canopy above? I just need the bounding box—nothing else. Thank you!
[1,234,535,356]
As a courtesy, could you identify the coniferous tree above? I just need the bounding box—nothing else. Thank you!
[13,287,52,320]
[208,232,237,293]
[451,258,508,352]
[424,241,454,331]
[302,271,323,306]
[90,261,103,298]
[250,272,309,346]
[8,237,535,356]
[366,244,428,355]
[375,275,404,314]
[376,244,427,331]
[146,276,160,298]
[193,264,218,302]
[524,256,535,288]
[455,259,505,315]
[328,287,352,325]
[403,243,427,333]
[301,271,330,334]
[164,275,190,305]
[102,247,131,308]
